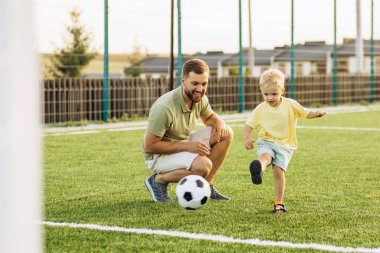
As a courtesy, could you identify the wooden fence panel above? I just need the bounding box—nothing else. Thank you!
[41,75,380,124]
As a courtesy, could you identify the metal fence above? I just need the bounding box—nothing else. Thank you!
[42,75,380,124]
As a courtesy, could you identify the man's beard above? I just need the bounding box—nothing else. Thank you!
[185,88,204,103]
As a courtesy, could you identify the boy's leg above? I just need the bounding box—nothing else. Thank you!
[250,139,274,184]
[272,165,286,213]
[271,144,292,213]
[258,153,272,172]
[249,153,272,184]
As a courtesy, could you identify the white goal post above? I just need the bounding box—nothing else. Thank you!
[0,0,41,252]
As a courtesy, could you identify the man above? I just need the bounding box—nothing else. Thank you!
[143,59,233,202]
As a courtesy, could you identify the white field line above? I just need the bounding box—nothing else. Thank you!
[108,126,146,132]
[229,124,380,132]
[40,221,380,253]
[47,126,147,136]
[297,126,380,131]
[46,124,380,136]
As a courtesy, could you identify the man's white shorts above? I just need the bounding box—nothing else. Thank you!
[145,126,212,174]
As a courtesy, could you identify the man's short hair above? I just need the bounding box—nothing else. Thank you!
[259,69,285,88]
[182,59,209,78]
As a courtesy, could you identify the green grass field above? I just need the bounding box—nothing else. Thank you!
[43,110,380,252]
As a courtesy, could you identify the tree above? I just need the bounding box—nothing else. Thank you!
[124,43,146,77]
[49,9,97,78]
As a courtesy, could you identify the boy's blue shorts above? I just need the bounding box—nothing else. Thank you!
[257,139,294,171]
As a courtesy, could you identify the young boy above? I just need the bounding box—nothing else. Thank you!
[243,69,326,214]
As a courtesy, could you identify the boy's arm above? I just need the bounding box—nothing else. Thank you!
[307,110,326,119]
[243,124,255,150]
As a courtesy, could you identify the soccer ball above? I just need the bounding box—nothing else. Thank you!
[175,175,211,210]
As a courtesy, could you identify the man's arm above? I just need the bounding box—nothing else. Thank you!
[202,111,223,126]
[143,132,211,156]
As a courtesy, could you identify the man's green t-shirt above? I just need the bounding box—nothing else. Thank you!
[142,87,212,161]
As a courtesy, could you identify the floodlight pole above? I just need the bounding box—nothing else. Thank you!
[355,0,364,73]
[290,0,295,99]
[370,0,375,103]
[177,0,183,87]
[248,0,254,76]
[103,0,109,121]
[333,0,338,105]
[169,0,174,91]
[238,0,244,113]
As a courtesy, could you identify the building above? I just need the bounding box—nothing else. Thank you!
[271,41,333,76]
[123,51,232,78]
[220,48,281,77]
[124,56,172,78]
[122,39,380,79]
[335,38,380,74]
[191,51,233,76]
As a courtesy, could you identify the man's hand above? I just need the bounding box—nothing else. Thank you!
[211,120,228,143]
[187,141,211,156]
[202,112,229,143]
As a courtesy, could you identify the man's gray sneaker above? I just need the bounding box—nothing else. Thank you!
[145,175,172,202]
[210,185,230,200]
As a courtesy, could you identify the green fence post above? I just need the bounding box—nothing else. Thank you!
[290,0,295,99]
[238,0,244,113]
[177,0,182,87]
[370,0,375,103]
[333,0,338,105]
[103,0,109,121]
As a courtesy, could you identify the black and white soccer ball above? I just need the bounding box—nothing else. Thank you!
[175,175,211,210]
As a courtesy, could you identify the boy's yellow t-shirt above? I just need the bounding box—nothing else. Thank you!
[245,97,310,150]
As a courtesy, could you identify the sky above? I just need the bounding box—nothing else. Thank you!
[34,0,379,55]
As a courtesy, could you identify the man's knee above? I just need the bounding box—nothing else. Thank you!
[190,156,212,177]
[224,125,234,142]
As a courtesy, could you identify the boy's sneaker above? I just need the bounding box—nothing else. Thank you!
[210,185,230,200]
[273,203,286,214]
[145,174,172,202]
[249,160,262,184]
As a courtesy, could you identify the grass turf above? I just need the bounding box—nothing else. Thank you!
[43,110,380,252]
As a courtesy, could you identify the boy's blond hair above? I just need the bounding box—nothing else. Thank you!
[259,69,285,88]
